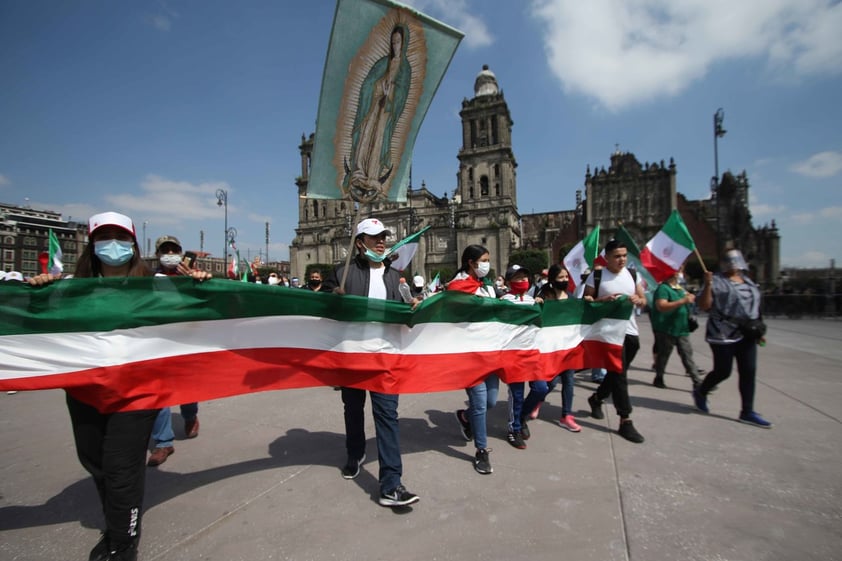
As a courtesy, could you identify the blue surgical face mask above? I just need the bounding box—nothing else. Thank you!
[364,248,388,263]
[94,239,135,266]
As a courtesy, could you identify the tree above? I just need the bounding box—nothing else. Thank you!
[507,248,549,278]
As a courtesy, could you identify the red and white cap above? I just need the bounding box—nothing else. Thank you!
[88,212,136,239]
[355,218,391,237]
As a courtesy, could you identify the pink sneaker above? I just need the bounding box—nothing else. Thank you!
[527,402,542,420]
[557,415,581,432]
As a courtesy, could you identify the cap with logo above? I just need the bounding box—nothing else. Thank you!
[88,212,136,240]
[155,235,182,253]
[355,218,391,237]
[505,264,530,281]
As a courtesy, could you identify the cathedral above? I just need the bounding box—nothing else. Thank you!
[290,65,780,287]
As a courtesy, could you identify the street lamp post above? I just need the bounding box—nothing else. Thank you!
[216,189,228,265]
[712,108,726,258]
[142,221,148,258]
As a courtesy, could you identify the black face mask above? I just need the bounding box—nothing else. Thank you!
[308,278,322,288]
[552,280,569,292]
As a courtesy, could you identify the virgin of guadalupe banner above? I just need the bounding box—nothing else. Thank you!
[307,0,463,203]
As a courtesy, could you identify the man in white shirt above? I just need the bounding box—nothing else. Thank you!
[583,239,646,443]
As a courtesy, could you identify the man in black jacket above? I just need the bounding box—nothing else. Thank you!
[326,218,419,507]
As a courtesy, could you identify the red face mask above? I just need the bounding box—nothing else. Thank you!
[509,280,529,295]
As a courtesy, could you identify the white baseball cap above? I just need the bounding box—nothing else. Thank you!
[4,271,24,282]
[89,212,136,239]
[412,275,425,288]
[355,218,391,237]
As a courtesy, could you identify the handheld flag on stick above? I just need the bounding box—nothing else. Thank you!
[386,225,430,271]
[563,226,600,294]
[48,229,63,276]
[640,210,696,283]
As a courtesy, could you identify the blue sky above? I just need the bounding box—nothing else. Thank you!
[2,0,840,268]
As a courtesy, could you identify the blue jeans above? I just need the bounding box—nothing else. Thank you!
[341,388,402,493]
[466,374,500,450]
[547,369,575,416]
[508,381,549,432]
[150,403,199,448]
[591,368,606,382]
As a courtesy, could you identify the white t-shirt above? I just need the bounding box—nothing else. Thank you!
[367,266,387,300]
[585,268,642,336]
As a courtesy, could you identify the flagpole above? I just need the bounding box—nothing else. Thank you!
[338,202,364,294]
[694,247,709,273]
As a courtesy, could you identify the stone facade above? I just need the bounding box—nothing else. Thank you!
[0,203,87,276]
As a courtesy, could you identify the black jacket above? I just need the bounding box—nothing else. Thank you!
[325,254,402,301]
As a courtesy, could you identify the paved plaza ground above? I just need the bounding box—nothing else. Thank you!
[1,315,841,561]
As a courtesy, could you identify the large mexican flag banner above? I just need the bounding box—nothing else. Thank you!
[0,278,632,413]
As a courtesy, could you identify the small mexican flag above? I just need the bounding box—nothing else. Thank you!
[640,210,695,283]
[563,225,600,294]
[48,229,63,276]
[387,226,431,272]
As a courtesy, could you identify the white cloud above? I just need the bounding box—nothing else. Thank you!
[820,206,842,219]
[403,0,493,48]
[790,151,842,178]
[782,250,829,268]
[0,173,9,186]
[105,174,233,226]
[529,0,842,111]
[751,203,786,218]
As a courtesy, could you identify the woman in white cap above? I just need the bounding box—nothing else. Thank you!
[28,211,158,561]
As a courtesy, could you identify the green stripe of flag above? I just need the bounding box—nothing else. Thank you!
[662,209,695,250]
[0,278,632,337]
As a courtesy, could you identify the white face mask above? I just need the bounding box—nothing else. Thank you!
[268,276,280,285]
[159,254,182,268]
[475,261,491,278]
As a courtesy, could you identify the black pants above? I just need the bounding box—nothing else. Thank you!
[699,338,758,414]
[66,394,159,547]
[595,334,640,418]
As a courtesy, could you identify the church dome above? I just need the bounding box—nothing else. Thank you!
[474,64,499,97]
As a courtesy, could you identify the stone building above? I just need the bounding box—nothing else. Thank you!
[290,64,781,287]
[0,203,87,276]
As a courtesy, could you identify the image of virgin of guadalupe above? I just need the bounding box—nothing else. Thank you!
[343,24,412,202]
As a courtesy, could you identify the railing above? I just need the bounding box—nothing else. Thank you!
[761,294,842,318]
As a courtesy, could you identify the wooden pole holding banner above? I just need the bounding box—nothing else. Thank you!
[694,247,708,273]
[338,202,365,294]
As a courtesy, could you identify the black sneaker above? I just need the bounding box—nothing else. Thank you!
[652,376,667,389]
[341,453,366,480]
[588,394,604,419]
[520,419,531,440]
[106,542,138,561]
[379,484,420,507]
[89,533,109,561]
[506,430,526,449]
[474,448,493,474]
[455,409,473,441]
[618,420,644,443]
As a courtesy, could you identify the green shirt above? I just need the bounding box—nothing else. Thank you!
[651,282,690,336]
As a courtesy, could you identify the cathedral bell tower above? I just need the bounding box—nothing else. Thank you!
[454,65,520,273]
